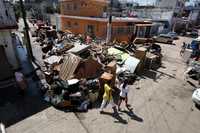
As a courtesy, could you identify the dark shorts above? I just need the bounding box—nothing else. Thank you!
[120,96,126,100]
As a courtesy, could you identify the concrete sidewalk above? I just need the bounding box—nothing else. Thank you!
[0,34,46,128]
[5,21,200,133]
[15,35,35,76]
[7,107,88,133]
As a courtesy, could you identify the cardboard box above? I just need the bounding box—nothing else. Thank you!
[135,47,147,60]
[99,72,113,89]
[105,60,117,74]
[135,47,147,73]
[99,72,114,98]
[75,58,102,79]
[105,60,117,87]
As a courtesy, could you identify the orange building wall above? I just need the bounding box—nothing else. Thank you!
[61,17,107,38]
[111,23,131,42]
[60,17,137,42]
[60,0,108,17]
[59,0,152,42]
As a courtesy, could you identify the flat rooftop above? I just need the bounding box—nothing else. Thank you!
[60,15,152,23]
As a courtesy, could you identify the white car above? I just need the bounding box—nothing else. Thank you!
[192,88,200,106]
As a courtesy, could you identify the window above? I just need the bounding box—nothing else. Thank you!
[74,3,78,10]
[137,27,146,37]
[87,25,95,37]
[65,24,68,29]
[67,21,71,28]
[64,6,68,13]
[5,10,8,17]
[67,4,72,10]
[103,6,107,12]
[145,27,151,38]
[81,2,87,7]
[74,22,79,28]
[127,26,134,34]
[117,27,124,35]
[164,23,169,29]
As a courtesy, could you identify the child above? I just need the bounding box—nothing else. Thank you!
[118,79,130,111]
[100,80,118,115]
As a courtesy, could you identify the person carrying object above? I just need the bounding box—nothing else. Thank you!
[15,71,27,95]
[100,80,118,115]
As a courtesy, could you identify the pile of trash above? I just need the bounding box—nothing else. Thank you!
[33,26,162,111]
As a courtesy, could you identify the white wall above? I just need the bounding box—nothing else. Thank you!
[0,0,17,28]
[134,8,174,23]
[0,30,19,69]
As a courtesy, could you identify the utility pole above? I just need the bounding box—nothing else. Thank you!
[19,0,34,61]
[106,0,113,44]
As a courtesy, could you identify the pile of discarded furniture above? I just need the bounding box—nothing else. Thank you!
[34,26,163,111]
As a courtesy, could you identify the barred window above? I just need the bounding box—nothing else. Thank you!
[74,3,78,10]
[74,22,79,28]
[67,4,72,10]
[67,21,71,28]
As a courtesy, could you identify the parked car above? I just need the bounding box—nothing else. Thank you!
[153,34,173,44]
[167,32,179,40]
[190,30,198,38]
[192,88,200,107]
[187,30,198,38]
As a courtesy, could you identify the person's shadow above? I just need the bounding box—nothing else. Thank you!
[100,112,128,124]
[121,109,143,122]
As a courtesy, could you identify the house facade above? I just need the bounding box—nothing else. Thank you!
[60,0,108,17]
[0,0,18,82]
[132,0,185,34]
[59,0,153,42]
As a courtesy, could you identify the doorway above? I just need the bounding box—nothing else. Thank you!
[0,46,13,80]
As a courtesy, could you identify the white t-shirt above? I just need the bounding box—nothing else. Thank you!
[119,84,129,98]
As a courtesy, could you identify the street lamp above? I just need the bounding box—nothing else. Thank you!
[19,0,34,61]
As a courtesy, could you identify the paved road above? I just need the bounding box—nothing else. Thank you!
[6,21,200,133]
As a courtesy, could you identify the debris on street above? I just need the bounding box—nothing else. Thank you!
[32,24,163,111]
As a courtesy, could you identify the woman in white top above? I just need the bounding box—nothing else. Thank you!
[118,79,129,111]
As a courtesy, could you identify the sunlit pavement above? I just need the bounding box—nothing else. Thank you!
[5,21,200,133]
